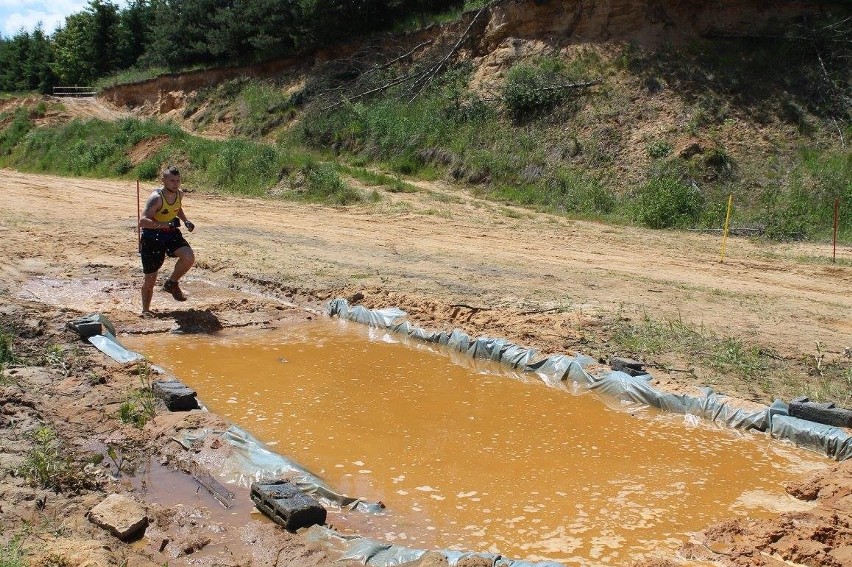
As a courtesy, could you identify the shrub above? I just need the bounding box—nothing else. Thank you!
[234,82,295,137]
[113,157,133,175]
[296,161,362,205]
[549,169,616,215]
[0,108,32,156]
[503,63,564,119]
[135,159,161,180]
[633,176,704,228]
[704,147,735,178]
[761,149,851,240]
[646,140,672,159]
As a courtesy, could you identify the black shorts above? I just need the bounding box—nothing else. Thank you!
[140,230,191,274]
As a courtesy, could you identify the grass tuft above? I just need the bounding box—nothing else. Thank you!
[118,360,158,429]
[0,534,25,567]
[17,427,77,491]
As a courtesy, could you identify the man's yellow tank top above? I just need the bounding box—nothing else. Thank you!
[152,189,181,222]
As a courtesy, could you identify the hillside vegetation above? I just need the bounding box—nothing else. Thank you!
[1,0,850,241]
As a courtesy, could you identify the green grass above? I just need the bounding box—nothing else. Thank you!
[118,361,158,429]
[95,64,209,90]
[389,0,491,34]
[4,116,184,179]
[610,313,771,383]
[180,78,298,137]
[0,332,13,366]
[631,176,704,229]
[17,427,77,491]
[607,312,852,404]
[0,330,17,385]
[0,108,33,156]
[343,165,418,193]
[297,160,364,205]
[283,43,851,240]
[0,113,363,201]
[0,535,25,567]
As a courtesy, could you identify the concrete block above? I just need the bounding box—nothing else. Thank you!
[67,313,116,338]
[609,356,648,377]
[152,379,199,411]
[250,480,327,531]
[789,397,852,428]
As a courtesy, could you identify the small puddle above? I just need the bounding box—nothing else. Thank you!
[123,319,827,565]
[126,457,269,561]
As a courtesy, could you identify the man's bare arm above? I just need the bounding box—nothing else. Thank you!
[139,192,168,230]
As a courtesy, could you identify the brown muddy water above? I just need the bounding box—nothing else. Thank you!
[123,319,828,566]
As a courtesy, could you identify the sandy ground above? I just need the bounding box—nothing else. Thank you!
[0,168,850,566]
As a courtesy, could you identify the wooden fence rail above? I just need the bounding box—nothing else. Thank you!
[53,86,97,97]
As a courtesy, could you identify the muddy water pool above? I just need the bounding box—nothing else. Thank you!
[124,319,827,565]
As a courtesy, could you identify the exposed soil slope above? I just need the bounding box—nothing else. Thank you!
[101,0,832,111]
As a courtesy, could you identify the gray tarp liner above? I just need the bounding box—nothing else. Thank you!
[84,308,851,567]
[88,331,143,364]
[328,298,852,462]
[304,525,563,567]
[174,425,383,513]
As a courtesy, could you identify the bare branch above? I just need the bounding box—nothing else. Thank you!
[407,0,496,102]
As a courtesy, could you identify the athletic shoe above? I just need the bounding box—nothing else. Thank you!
[163,279,187,301]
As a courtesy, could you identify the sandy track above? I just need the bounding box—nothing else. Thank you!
[1,168,849,361]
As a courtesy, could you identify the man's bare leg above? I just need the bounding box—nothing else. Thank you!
[141,271,158,314]
[167,246,195,283]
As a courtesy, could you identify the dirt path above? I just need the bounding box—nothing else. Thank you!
[2,168,850,394]
[1,168,850,567]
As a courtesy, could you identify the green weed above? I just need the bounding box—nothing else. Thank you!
[647,140,672,159]
[299,162,362,205]
[606,314,851,403]
[610,314,769,384]
[761,149,851,241]
[95,66,176,89]
[802,342,852,405]
[0,534,25,567]
[502,58,567,120]
[708,338,767,378]
[4,117,182,178]
[135,158,160,180]
[502,54,600,121]
[234,81,294,137]
[344,166,416,193]
[42,344,79,377]
[119,360,158,429]
[0,332,14,367]
[18,427,76,491]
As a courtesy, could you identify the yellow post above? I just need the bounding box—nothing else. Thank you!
[720,194,733,263]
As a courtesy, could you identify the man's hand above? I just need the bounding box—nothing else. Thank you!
[185,220,195,232]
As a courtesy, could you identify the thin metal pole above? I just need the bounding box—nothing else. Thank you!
[136,180,141,251]
[833,198,839,263]
[720,195,733,263]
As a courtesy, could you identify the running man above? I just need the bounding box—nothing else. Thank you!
[138,165,195,315]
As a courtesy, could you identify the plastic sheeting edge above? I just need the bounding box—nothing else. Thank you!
[328,298,851,462]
